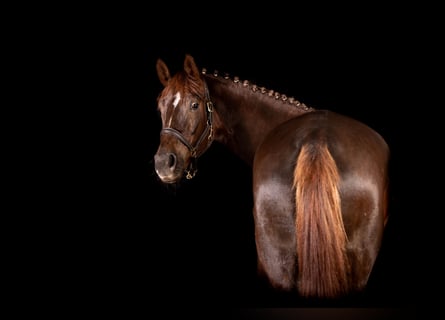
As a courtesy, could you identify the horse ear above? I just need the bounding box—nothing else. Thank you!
[156,58,171,87]
[184,54,200,79]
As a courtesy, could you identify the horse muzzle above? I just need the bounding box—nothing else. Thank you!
[154,151,188,183]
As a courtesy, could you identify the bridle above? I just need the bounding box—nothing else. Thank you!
[160,79,214,179]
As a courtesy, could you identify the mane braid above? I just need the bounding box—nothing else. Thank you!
[201,67,314,112]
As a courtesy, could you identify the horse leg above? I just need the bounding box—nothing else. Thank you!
[252,177,297,291]
[340,181,388,292]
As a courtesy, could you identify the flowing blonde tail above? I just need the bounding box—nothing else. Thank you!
[294,141,350,298]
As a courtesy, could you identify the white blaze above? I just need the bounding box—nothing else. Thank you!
[173,92,181,108]
[168,91,181,127]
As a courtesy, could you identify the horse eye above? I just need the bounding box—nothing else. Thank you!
[191,102,199,110]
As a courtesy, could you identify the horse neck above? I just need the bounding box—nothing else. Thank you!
[204,74,313,166]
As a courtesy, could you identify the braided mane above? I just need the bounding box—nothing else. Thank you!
[201,68,314,112]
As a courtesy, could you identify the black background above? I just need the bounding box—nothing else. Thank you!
[56,8,415,318]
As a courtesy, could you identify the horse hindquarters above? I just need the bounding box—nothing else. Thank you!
[252,111,389,299]
[253,138,350,298]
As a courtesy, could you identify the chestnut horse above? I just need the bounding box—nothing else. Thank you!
[153,54,389,299]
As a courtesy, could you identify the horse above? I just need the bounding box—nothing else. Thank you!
[153,54,390,299]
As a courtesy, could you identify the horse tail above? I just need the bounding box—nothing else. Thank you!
[293,140,350,298]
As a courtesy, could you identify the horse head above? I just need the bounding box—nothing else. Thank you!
[154,55,214,183]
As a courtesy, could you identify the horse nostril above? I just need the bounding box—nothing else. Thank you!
[168,153,176,168]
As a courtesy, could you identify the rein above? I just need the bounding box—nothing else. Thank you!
[160,78,214,179]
